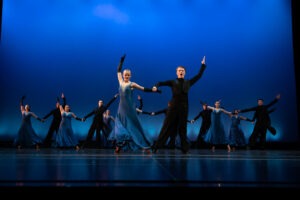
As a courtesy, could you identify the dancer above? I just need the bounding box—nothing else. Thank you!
[108,54,160,153]
[102,109,115,148]
[14,95,44,149]
[55,103,83,150]
[81,93,119,149]
[151,56,207,154]
[238,94,281,149]
[189,101,212,148]
[137,101,178,149]
[228,109,252,150]
[42,93,66,148]
[204,100,231,152]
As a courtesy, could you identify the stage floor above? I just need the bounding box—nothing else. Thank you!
[0,148,300,194]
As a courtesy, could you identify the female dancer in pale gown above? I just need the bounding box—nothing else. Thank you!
[108,54,160,153]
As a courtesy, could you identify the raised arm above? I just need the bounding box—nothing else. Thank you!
[266,94,281,109]
[59,105,65,114]
[20,95,26,112]
[61,93,67,108]
[189,56,207,86]
[117,54,126,84]
[104,93,119,110]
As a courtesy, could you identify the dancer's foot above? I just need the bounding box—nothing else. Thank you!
[115,146,120,153]
[144,149,151,154]
[211,146,215,152]
[227,144,231,152]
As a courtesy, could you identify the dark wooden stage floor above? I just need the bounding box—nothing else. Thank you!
[1,146,300,195]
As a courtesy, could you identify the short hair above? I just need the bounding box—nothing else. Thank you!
[176,66,186,71]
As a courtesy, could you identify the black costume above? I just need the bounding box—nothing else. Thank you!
[81,94,118,148]
[42,96,66,148]
[141,107,177,149]
[240,97,279,149]
[152,63,206,153]
[190,107,212,148]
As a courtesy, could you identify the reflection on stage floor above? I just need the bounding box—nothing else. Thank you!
[0,148,300,194]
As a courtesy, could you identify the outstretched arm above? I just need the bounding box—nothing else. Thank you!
[221,108,232,116]
[239,115,253,122]
[131,82,161,93]
[71,113,83,121]
[191,111,202,123]
[144,87,162,93]
[31,112,44,122]
[152,108,167,116]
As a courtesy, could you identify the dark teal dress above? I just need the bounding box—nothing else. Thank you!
[14,111,43,148]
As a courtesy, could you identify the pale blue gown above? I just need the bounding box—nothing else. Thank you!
[108,82,152,151]
[55,112,79,148]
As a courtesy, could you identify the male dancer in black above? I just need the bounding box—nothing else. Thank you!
[152,56,207,154]
[137,101,177,149]
[81,93,119,148]
[189,101,212,148]
[138,101,177,149]
[42,93,66,148]
[238,94,281,149]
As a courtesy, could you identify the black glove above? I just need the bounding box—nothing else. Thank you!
[120,54,126,63]
[75,117,82,121]
[245,118,253,122]
[117,54,126,72]
[144,88,162,93]
[20,95,26,106]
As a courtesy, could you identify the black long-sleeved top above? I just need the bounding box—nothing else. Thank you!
[240,98,279,126]
[155,64,206,108]
[43,97,67,123]
[83,95,118,123]
[192,109,212,125]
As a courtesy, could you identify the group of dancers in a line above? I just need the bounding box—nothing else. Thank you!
[13,54,281,153]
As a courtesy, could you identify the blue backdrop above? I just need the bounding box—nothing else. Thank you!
[0,0,298,143]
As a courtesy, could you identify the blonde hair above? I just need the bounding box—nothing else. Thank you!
[123,69,131,76]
